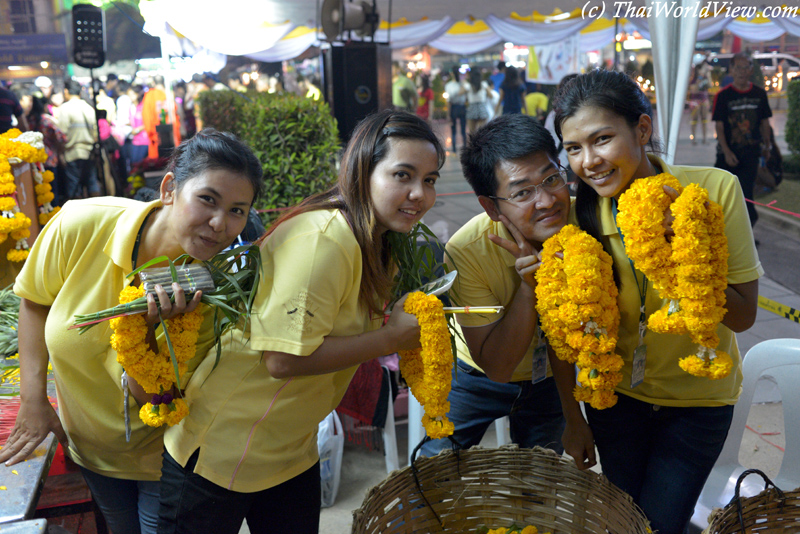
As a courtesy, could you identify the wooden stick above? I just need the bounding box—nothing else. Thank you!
[443,306,504,314]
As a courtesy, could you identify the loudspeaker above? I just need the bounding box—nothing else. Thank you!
[320,0,379,41]
[322,42,392,141]
[72,4,106,69]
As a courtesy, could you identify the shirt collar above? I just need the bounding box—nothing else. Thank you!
[104,199,163,272]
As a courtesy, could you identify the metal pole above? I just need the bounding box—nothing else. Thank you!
[89,68,108,196]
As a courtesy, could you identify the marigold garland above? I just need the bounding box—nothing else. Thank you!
[0,129,47,262]
[616,174,731,379]
[33,164,59,226]
[109,285,202,427]
[398,291,454,439]
[535,225,622,410]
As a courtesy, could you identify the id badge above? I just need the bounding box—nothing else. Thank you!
[631,344,646,388]
[532,344,548,384]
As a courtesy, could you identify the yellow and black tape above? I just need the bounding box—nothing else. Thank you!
[758,296,800,324]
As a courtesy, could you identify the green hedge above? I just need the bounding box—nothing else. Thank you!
[787,79,800,156]
[197,91,340,224]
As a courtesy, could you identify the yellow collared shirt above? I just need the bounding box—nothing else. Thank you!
[568,155,763,407]
[165,209,381,492]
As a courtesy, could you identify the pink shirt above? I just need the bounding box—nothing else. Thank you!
[131,103,149,146]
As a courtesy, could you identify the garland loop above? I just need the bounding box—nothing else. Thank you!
[616,174,732,379]
[398,291,454,439]
[110,285,202,427]
[535,225,622,410]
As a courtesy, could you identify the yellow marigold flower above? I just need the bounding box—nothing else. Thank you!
[399,291,454,439]
[10,228,30,240]
[164,399,189,426]
[0,196,16,211]
[119,285,145,303]
[7,248,29,262]
[139,403,165,427]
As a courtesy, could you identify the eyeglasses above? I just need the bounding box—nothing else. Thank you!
[489,169,568,205]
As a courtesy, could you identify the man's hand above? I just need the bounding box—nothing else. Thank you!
[488,215,542,289]
[723,148,739,168]
[562,419,597,470]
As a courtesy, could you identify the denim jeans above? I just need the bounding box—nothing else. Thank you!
[715,149,759,226]
[63,158,100,199]
[79,467,160,534]
[585,394,734,534]
[157,449,320,534]
[420,359,565,457]
[449,104,467,151]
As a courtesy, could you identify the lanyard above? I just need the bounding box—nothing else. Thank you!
[612,200,648,331]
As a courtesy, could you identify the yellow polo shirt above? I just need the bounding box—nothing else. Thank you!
[165,209,381,493]
[568,155,763,407]
[445,213,546,382]
[14,197,215,480]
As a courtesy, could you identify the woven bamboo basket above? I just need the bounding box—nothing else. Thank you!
[352,446,651,534]
[704,469,800,533]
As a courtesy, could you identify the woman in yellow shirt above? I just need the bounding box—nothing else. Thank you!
[1,129,264,534]
[157,110,444,534]
[552,70,761,534]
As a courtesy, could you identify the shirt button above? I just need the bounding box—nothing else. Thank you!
[653,405,661,412]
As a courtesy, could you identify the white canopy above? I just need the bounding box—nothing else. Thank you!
[138,0,800,163]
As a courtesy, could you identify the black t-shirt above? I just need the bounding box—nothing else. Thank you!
[712,83,772,154]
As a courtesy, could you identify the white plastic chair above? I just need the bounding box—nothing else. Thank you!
[690,338,800,531]
[380,365,401,473]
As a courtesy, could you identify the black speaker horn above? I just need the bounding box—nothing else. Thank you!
[72,4,106,69]
[320,0,379,41]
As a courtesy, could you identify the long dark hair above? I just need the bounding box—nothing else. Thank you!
[553,69,662,253]
[265,110,446,315]
[501,66,521,90]
[469,69,482,93]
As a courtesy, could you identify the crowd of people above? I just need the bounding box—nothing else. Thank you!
[0,56,776,534]
[0,71,287,205]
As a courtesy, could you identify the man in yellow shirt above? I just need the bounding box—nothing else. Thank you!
[524,91,549,122]
[421,114,570,456]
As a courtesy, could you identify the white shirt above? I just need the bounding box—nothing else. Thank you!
[445,80,465,106]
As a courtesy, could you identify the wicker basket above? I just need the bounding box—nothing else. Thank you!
[352,446,651,534]
[704,469,800,533]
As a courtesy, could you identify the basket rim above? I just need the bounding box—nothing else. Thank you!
[351,445,652,534]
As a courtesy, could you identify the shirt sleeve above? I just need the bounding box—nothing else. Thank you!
[249,228,356,356]
[710,170,764,284]
[13,208,70,305]
[445,240,504,328]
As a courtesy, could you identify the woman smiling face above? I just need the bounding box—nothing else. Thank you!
[560,106,658,200]
[369,137,439,236]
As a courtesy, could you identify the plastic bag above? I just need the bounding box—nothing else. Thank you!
[318,409,344,508]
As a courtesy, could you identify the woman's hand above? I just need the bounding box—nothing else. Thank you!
[0,396,68,466]
[144,283,202,327]
[385,293,422,352]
